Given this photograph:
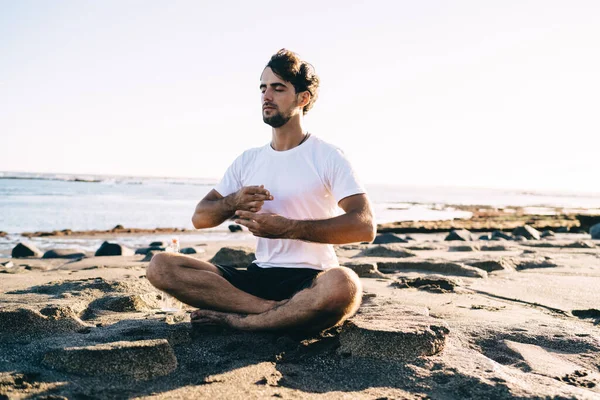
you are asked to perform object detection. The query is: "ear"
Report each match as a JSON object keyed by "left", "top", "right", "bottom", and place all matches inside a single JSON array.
[{"left": 297, "top": 91, "right": 311, "bottom": 108}]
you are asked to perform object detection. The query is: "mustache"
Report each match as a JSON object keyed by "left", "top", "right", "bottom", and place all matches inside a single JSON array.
[{"left": 263, "top": 103, "right": 277, "bottom": 109}]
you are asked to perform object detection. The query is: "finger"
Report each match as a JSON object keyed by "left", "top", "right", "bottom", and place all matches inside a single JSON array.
[
  {"left": 244, "top": 186, "right": 269, "bottom": 195},
  {"left": 235, "top": 210, "right": 256, "bottom": 219},
  {"left": 248, "top": 201, "right": 264, "bottom": 208},
  {"left": 235, "top": 219, "right": 258, "bottom": 230}
]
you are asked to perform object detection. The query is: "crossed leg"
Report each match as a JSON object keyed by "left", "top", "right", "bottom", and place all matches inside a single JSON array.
[
  {"left": 146, "top": 252, "right": 281, "bottom": 314},
  {"left": 146, "top": 253, "right": 362, "bottom": 332}
]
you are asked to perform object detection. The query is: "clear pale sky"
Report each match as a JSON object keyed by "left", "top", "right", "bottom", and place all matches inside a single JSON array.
[{"left": 1, "top": 1, "right": 599, "bottom": 192}]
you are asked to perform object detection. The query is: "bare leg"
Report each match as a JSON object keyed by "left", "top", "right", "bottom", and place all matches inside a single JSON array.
[
  {"left": 191, "top": 267, "right": 362, "bottom": 333},
  {"left": 146, "top": 252, "right": 279, "bottom": 314}
]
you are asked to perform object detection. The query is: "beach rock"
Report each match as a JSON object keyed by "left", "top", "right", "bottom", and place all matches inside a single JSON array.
[
  {"left": 1, "top": 261, "right": 14, "bottom": 269},
  {"left": 42, "top": 249, "right": 86, "bottom": 259},
  {"left": 466, "top": 258, "right": 516, "bottom": 272},
  {"left": 142, "top": 250, "right": 161, "bottom": 262},
  {"left": 405, "top": 244, "right": 443, "bottom": 251},
  {"left": 210, "top": 246, "right": 256, "bottom": 268},
  {"left": 112, "top": 224, "right": 125, "bottom": 230},
  {"left": 43, "top": 339, "right": 177, "bottom": 380},
  {"left": 444, "top": 229, "right": 473, "bottom": 241},
  {"left": 392, "top": 275, "right": 462, "bottom": 293},
  {"left": 514, "top": 235, "right": 528, "bottom": 242},
  {"left": 448, "top": 244, "right": 480, "bottom": 252},
  {"left": 149, "top": 241, "right": 164, "bottom": 247},
  {"left": 491, "top": 230, "right": 513, "bottom": 241},
  {"left": 563, "top": 241, "right": 596, "bottom": 249},
  {"left": 11, "top": 242, "right": 43, "bottom": 258},
  {"left": 377, "top": 260, "right": 487, "bottom": 278},
  {"left": 180, "top": 247, "right": 205, "bottom": 254},
  {"left": 478, "top": 234, "right": 491, "bottom": 241},
  {"left": 556, "top": 226, "right": 570, "bottom": 233},
  {"left": 541, "top": 230, "right": 555, "bottom": 238},
  {"left": 95, "top": 241, "right": 135, "bottom": 257},
  {"left": 338, "top": 304, "right": 449, "bottom": 360},
  {"left": 373, "top": 233, "right": 408, "bottom": 244},
  {"left": 569, "top": 227, "right": 586, "bottom": 234},
  {"left": 405, "top": 235, "right": 416, "bottom": 241},
  {"left": 0, "top": 305, "right": 91, "bottom": 342},
  {"left": 590, "top": 223, "right": 600, "bottom": 239},
  {"left": 343, "top": 262, "right": 386, "bottom": 278},
  {"left": 228, "top": 224, "right": 243, "bottom": 232},
  {"left": 512, "top": 225, "right": 541, "bottom": 240},
  {"left": 135, "top": 246, "right": 165, "bottom": 255},
  {"left": 480, "top": 244, "right": 513, "bottom": 251},
  {"left": 355, "top": 244, "right": 416, "bottom": 258}
]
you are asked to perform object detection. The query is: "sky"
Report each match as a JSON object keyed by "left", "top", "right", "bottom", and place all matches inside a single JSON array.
[{"left": 1, "top": 1, "right": 599, "bottom": 193}]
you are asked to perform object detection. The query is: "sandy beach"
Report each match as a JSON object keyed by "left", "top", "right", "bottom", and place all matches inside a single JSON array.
[{"left": 1, "top": 221, "right": 600, "bottom": 399}]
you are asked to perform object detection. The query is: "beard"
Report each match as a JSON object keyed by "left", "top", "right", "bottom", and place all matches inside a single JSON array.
[{"left": 263, "top": 101, "right": 297, "bottom": 128}]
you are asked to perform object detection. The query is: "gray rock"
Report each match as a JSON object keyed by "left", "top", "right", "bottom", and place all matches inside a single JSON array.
[
  {"left": 42, "top": 249, "right": 86, "bottom": 259},
  {"left": 563, "top": 241, "right": 596, "bottom": 249},
  {"left": 448, "top": 245, "right": 480, "bottom": 252},
  {"left": 338, "top": 304, "right": 449, "bottom": 360},
  {"left": 373, "top": 233, "right": 408, "bottom": 244},
  {"left": 228, "top": 224, "right": 243, "bottom": 232},
  {"left": 149, "top": 241, "right": 164, "bottom": 247},
  {"left": 540, "top": 230, "right": 555, "bottom": 238},
  {"left": 591, "top": 223, "right": 600, "bottom": 239},
  {"left": 491, "top": 230, "right": 513, "bottom": 241},
  {"left": 11, "top": 242, "right": 43, "bottom": 258},
  {"left": 355, "top": 244, "right": 416, "bottom": 258},
  {"left": 210, "top": 246, "right": 256, "bottom": 268},
  {"left": 43, "top": 339, "right": 177, "bottom": 380},
  {"left": 514, "top": 235, "right": 528, "bottom": 242},
  {"left": 343, "top": 262, "right": 386, "bottom": 278},
  {"left": 142, "top": 250, "right": 161, "bottom": 262},
  {"left": 180, "top": 247, "right": 201, "bottom": 254},
  {"left": 95, "top": 241, "right": 135, "bottom": 257},
  {"left": 478, "top": 234, "right": 491, "bottom": 241},
  {"left": 466, "top": 258, "right": 516, "bottom": 272},
  {"left": 556, "top": 227, "right": 569, "bottom": 233},
  {"left": 135, "top": 246, "right": 165, "bottom": 255},
  {"left": 480, "top": 244, "right": 513, "bottom": 251},
  {"left": 512, "top": 225, "right": 541, "bottom": 240},
  {"left": 377, "top": 260, "right": 487, "bottom": 278},
  {"left": 444, "top": 229, "right": 473, "bottom": 241}
]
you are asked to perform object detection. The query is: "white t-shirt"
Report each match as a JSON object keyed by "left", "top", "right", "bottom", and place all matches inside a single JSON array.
[{"left": 214, "top": 135, "right": 366, "bottom": 271}]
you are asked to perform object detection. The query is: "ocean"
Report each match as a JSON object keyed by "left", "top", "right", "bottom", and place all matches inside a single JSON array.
[{"left": 2, "top": 171, "right": 600, "bottom": 257}]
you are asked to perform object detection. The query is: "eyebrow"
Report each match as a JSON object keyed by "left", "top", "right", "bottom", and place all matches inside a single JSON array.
[{"left": 259, "top": 82, "right": 288, "bottom": 90}]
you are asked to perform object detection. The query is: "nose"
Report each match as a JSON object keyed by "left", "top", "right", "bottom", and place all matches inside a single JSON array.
[{"left": 262, "top": 88, "right": 274, "bottom": 103}]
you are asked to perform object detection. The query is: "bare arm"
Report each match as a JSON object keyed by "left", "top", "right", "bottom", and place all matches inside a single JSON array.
[
  {"left": 234, "top": 193, "right": 376, "bottom": 244},
  {"left": 192, "top": 187, "right": 273, "bottom": 229}
]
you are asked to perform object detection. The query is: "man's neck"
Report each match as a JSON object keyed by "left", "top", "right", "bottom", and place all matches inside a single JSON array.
[{"left": 271, "top": 116, "right": 307, "bottom": 151}]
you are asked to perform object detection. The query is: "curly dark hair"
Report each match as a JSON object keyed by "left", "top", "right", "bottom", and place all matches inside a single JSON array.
[{"left": 265, "top": 49, "right": 320, "bottom": 115}]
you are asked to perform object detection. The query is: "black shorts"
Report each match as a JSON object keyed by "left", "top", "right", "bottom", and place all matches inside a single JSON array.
[{"left": 214, "top": 264, "right": 321, "bottom": 301}]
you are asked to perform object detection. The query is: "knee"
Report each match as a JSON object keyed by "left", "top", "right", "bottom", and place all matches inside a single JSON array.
[
  {"left": 146, "top": 252, "right": 172, "bottom": 291},
  {"left": 316, "top": 267, "right": 362, "bottom": 315}
]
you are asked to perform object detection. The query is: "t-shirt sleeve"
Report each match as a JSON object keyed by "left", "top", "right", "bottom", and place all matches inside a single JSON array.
[
  {"left": 325, "top": 148, "right": 366, "bottom": 203},
  {"left": 214, "top": 154, "right": 243, "bottom": 197}
]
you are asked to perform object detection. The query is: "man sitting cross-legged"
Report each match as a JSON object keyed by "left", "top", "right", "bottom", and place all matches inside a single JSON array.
[{"left": 147, "top": 49, "right": 376, "bottom": 333}]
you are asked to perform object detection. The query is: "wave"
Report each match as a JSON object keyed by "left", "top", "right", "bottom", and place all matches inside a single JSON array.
[{"left": 0, "top": 171, "right": 218, "bottom": 187}]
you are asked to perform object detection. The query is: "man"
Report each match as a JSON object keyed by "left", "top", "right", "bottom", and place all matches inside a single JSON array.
[{"left": 147, "top": 49, "right": 376, "bottom": 333}]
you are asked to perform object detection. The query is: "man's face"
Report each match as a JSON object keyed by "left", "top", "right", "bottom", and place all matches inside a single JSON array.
[{"left": 260, "top": 67, "right": 301, "bottom": 128}]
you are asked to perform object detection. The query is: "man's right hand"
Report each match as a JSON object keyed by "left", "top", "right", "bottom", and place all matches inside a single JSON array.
[{"left": 226, "top": 185, "right": 273, "bottom": 213}]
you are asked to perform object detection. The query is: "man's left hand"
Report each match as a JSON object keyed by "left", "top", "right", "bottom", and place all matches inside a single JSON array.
[{"left": 234, "top": 210, "right": 292, "bottom": 239}]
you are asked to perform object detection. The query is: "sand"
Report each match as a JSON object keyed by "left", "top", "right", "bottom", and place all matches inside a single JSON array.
[{"left": 1, "top": 233, "right": 600, "bottom": 399}]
